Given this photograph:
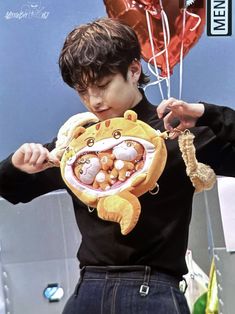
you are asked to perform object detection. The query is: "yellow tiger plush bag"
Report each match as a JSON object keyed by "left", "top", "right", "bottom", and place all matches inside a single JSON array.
[
  {"left": 50, "top": 110, "right": 216, "bottom": 235},
  {"left": 51, "top": 110, "right": 167, "bottom": 235}
]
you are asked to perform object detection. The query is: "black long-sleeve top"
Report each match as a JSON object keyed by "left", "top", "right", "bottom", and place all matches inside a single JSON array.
[{"left": 0, "top": 93, "right": 235, "bottom": 278}]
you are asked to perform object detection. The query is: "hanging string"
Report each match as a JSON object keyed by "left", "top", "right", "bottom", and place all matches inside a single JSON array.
[
  {"left": 158, "top": 0, "right": 171, "bottom": 99},
  {"left": 179, "top": 7, "right": 202, "bottom": 99},
  {"left": 145, "top": 39, "right": 169, "bottom": 90},
  {"left": 144, "top": 9, "right": 164, "bottom": 100},
  {"left": 161, "top": 8, "right": 171, "bottom": 99},
  {"left": 144, "top": 7, "right": 171, "bottom": 100},
  {"left": 186, "top": 10, "right": 202, "bottom": 31},
  {"left": 179, "top": 7, "right": 187, "bottom": 100},
  {"left": 145, "top": 2, "right": 201, "bottom": 101}
]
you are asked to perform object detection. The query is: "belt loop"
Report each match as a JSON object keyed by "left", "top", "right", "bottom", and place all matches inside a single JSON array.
[
  {"left": 75, "top": 266, "right": 86, "bottom": 297},
  {"left": 139, "top": 266, "right": 151, "bottom": 297}
]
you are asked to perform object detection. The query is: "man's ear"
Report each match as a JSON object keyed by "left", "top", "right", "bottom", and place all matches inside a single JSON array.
[{"left": 128, "top": 60, "right": 141, "bottom": 84}]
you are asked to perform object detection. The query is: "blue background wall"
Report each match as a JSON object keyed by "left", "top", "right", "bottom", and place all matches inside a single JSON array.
[{"left": 0, "top": 0, "right": 234, "bottom": 160}]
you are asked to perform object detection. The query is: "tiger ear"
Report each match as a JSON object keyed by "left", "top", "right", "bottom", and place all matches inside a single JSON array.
[
  {"left": 124, "top": 110, "right": 137, "bottom": 122},
  {"left": 72, "top": 126, "right": 86, "bottom": 139}
]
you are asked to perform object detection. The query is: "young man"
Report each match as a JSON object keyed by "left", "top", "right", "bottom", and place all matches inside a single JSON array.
[{"left": 0, "top": 17, "right": 235, "bottom": 314}]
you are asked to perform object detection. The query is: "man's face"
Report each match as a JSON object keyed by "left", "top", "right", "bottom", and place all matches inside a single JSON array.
[{"left": 77, "top": 63, "right": 142, "bottom": 121}]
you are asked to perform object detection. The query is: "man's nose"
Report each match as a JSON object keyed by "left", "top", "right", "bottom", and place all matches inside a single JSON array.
[
  {"left": 89, "top": 94, "right": 102, "bottom": 108},
  {"left": 87, "top": 88, "right": 102, "bottom": 108}
]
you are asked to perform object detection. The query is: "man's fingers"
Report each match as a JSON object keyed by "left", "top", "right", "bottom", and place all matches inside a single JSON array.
[
  {"left": 157, "top": 97, "right": 182, "bottom": 119},
  {"left": 26, "top": 144, "right": 40, "bottom": 165},
  {"left": 46, "top": 154, "right": 61, "bottom": 167},
  {"left": 21, "top": 143, "right": 49, "bottom": 165},
  {"left": 162, "top": 111, "right": 175, "bottom": 131},
  {"left": 20, "top": 143, "right": 32, "bottom": 163},
  {"left": 36, "top": 146, "right": 50, "bottom": 165},
  {"left": 157, "top": 99, "right": 170, "bottom": 118}
]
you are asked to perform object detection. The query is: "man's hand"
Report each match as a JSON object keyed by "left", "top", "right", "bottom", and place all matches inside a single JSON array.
[
  {"left": 156, "top": 98, "right": 205, "bottom": 138},
  {"left": 12, "top": 143, "right": 59, "bottom": 174}
]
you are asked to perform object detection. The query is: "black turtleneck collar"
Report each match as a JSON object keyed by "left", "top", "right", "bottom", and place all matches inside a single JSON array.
[{"left": 131, "top": 89, "right": 157, "bottom": 122}]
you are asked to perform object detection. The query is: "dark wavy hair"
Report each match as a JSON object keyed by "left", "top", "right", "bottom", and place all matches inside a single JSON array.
[{"left": 59, "top": 17, "right": 149, "bottom": 91}]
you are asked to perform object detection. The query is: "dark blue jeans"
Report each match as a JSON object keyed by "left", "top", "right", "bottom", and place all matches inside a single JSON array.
[{"left": 62, "top": 266, "right": 190, "bottom": 314}]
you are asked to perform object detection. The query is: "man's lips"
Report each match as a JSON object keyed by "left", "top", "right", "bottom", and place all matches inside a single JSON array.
[{"left": 94, "top": 108, "right": 110, "bottom": 114}]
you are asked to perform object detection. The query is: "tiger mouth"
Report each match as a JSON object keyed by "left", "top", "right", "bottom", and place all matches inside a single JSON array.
[{"left": 63, "top": 136, "right": 156, "bottom": 197}]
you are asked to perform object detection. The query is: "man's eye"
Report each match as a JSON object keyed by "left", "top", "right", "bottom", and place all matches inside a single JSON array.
[{"left": 97, "top": 81, "right": 110, "bottom": 89}]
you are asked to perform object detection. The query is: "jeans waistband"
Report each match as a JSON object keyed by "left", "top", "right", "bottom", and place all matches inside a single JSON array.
[{"left": 80, "top": 265, "right": 180, "bottom": 290}]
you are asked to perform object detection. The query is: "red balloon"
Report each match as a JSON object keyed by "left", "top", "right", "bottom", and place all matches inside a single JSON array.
[{"left": 104, "top": 0, "right": 206, "bottom": 76}]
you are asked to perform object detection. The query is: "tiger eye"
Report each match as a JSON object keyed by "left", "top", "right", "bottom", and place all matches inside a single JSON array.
[
  {"left": 113, "top": 130, "right": 121, "bottom": 139},
  {"left": 87, "top": 138, "right": 95, "bottom": 147}
]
